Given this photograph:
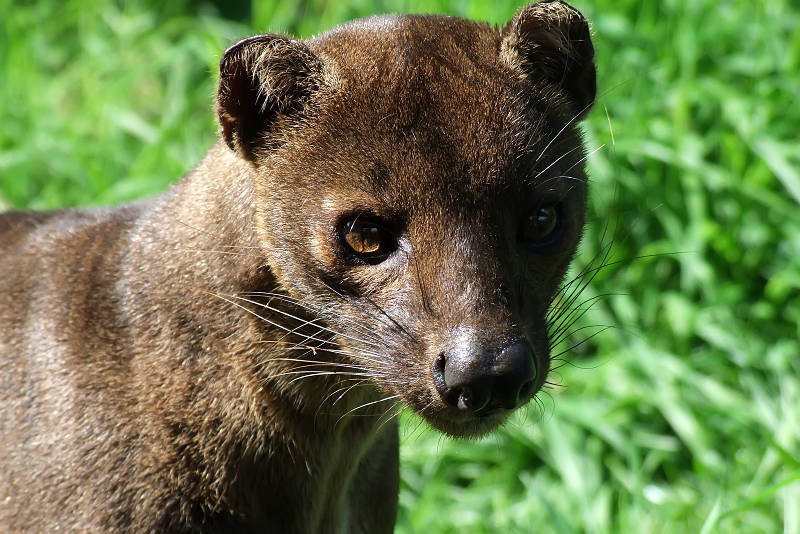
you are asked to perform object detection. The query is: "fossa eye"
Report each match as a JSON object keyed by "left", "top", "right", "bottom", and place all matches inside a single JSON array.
[
  {"left": 519, "top": 204, "right": 563, "bottom": 246},
  {"left": 340, "top": 218, "right": 396, "bottom": 262}
]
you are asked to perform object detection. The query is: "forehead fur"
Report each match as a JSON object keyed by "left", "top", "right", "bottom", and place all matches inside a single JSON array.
[
  {"left": 310, "top": 15, "right": 520, "bottom": 141},
  {"left": 264, "top": 14, "right": 583, "bottom": 215}
]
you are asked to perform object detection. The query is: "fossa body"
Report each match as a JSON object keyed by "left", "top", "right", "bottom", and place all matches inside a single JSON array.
[{"left": 0, "top": 1, "right": 596, "bottom": 532}]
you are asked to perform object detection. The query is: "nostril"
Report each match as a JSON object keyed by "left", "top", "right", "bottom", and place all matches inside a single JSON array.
[
  {"left": 491, "top": 341, "right": 536, "bottom": 410},
  {"left": 435, "top": 352, "right": 446, "bottom": 372},
  {"left": 436, "top": 345, "right": 494, "bottom": 412},
  {"left": 456, "top": 388, "right": 472, "bottom": 412},
  {"left": 454, "top": 383, "right": 491, "bottom": 412},
  {"left": 432, "top": 352, "right": 448, "bottom": 396}
]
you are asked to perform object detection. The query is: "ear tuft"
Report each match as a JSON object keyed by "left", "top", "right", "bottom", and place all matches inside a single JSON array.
[
  {"left": 216, "top": 35, "right": 323, "bottom": 161},
  {"left": 502, "top": 1, "right": 596, "bottom": 119}
]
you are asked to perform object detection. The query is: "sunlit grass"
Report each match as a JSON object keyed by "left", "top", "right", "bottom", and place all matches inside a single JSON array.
[{"left": 2, "top": 0, "right": 798, "bottom": 532}]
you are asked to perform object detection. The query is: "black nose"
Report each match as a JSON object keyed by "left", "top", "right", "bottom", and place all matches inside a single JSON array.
[{"left": 433, "top": 340, "right": 537, "bottom": 412}]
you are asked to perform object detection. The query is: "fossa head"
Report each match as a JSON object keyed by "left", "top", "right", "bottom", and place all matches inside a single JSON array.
[{"left": 216, "top": 1, "right": 596, "bottom": 437}]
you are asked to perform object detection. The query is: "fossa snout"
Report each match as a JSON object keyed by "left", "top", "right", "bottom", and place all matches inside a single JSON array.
[{"left": 433, "top": 331, "right": 542, "bottom": 414}]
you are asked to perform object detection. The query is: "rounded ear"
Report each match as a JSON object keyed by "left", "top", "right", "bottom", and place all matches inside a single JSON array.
[
  {"left": 216, "top": 35, "right": 324, "bottom": 161},
  {"left": 501, "top": 0, "right": 596, "bottom": 119}
]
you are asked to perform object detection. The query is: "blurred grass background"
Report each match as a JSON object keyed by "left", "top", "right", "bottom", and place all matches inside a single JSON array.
[{"left": 2, "top": 0, "right": 799, "bottom": 532}]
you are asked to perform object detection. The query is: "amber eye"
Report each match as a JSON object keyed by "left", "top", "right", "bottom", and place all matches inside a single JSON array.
[
  {"left": 340, "top": 218, "right": 395, "bottom": 262},
  {"left": 519, "top": 204, "right": 562, "bottom": 246}
]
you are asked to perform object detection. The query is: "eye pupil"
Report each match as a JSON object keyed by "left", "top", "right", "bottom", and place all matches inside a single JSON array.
[
  {"left": 537, "top": 208, "right": 549, "bottom": 223},
  {"left": 340, "top": 218, "right": 395, "bottom": 262},
  {"left": 536, "top": 206, "right": 556, "bottom": 232},
  {"left": 520, "top": 204, "right": 561, "bottom": 245},
  {"left": 345, "top": 227, "right": 381, "bottom": 254}
]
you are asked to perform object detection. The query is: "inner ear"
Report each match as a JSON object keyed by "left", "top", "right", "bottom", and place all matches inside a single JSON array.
[
  {"left": 216, "top": 34, "right": 324, "bottom": 161},
  {"left": 502, "top": 1, "right": 596, "bottom": 119}
]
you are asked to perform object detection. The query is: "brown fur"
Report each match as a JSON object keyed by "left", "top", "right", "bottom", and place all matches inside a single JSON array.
[{"left": 0, "top": 2, "right": 595, "bottom": 532}]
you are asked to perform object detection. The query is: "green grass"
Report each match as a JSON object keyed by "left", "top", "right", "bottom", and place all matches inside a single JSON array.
[{"left": 2, "top": 0, "right": 799, "bottom": 532}]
